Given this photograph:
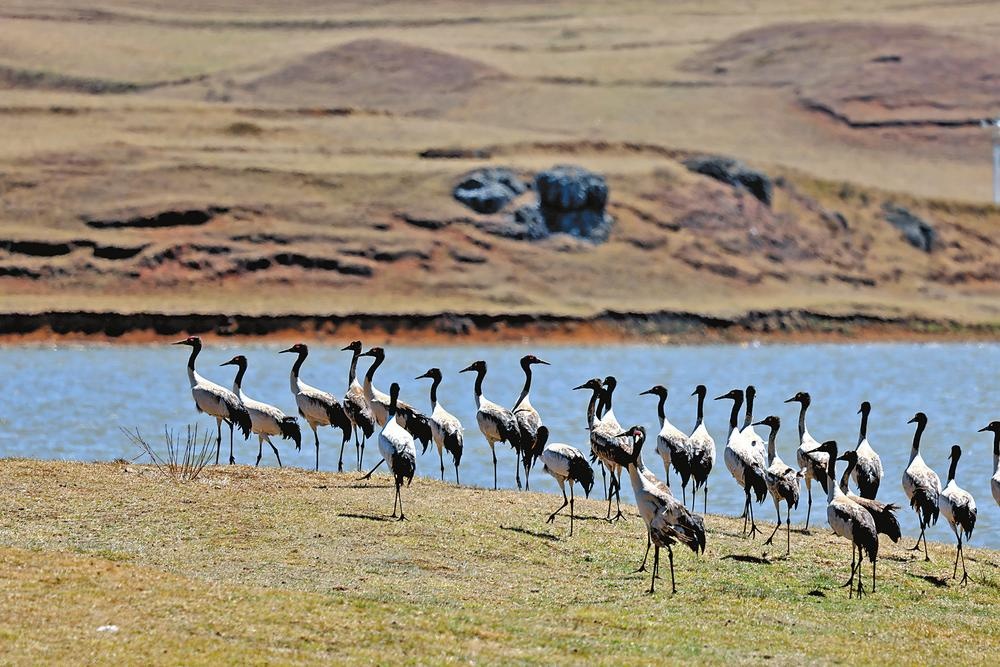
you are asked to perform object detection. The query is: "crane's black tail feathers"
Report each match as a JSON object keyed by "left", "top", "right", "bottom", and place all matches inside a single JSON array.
[
  {"left": 873, "top": 502, "right": 901, "bottom": 542},
  {"left": 279, "top": 416, "right": 302, "bottom": 450},
  {"left": 569, "top": 455, "right": 595, "bottom": 497},
  {"left": 391, "top": 449, "right": 416, "bottom": 488},
  {"left": 745, "top": 461, "right": 768, "bottom": 504},
  {"left": 324, "top": 400, "right": 353, "bottom": 445},
  {"left": 443, "top": 429, "right": 463, "bottom": 467},
  {"left": 228, "top": 402, "right": 252, "bottom": 439},
  {"left": 953, "top": 502, "right": 977, "bottom": 541},
  {"left": 400, "top": 409, "right": 433, "bottom": 452},
  {"left": 910, "top": 487, "right": 940, "bottom": 527}
]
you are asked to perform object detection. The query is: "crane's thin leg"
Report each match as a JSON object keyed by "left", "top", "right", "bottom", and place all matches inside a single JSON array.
[
  {"left": 923, "top": 528, "right": 930, "bottom": 562},
  {"left": 804, "top": 479, "right": 812, "bottom": 531},
  {"left": 958, "top": 538, "right": 971, "bottom": 585},
  {"left": 514, "top": 448, "right": 522, "bottom": 490},
  {"left": 491, "top": 443, "right": 498, "bottom": 490},
  {"left": 841, "top": 544, "right": 857, "bottom": 588},
  {"left": 228, "top": 422, "right": 236, "bottom": 465},
  {"left": 397, "top": 483, "right": 406, "bottom": 521},
  {"left": 547, "top": 484, "right": 569, "bottom": 525},
  {"left": 359, "top": 436, "right": 365, "bottom": 471},
  {"left": 953, "top": 537, "right": 961, "bottom": 579},
  {"left": 704, "top": 483, "right": 708, "bottom": 514},
  {"left": 786, "top": 512, "right": 792, "bottom": 556},
  {"left": 270, "top": 441, "right": 282, "bottom": 468},
  {"left": 454, "top": 463, "right": 460, "bottom": 486},
  {"left": 525, "top": 461, "right": 531, "bottom": 491},
  {"left": 439, "top": 447, "right": 445, "bottom": 481},
  {"left": 600, "top": 462, "right": 607, "bottom": 500},
  {"left": 872, "top": 556, "right": 876, "bottom": 593},
  {"left": 359, "top": 458, "right": 385, "bottom": 480},
  {"left": 667, "top": 544, "right": 677, "bottom": 594},
  {"left": 569, "top": 483, "right": 575, "bottom": 537},
  {"left": 635, "top": 532, "right": 651, "bottom": 573},
  {"left": 391, "top": 483, "right": 399, "bottom": 518},
  {"left": 612, "top": 469, "right": 626, "bottom": 522},
  {"left": 649, "top": 546, "right": 659, "bottom": 594},
  {"left": 681, "top": 484, "right": 687, "bottom": 508},
  {"left": 747, "top": 496, "right": 761, "bottom": 539},
  {"left": 856, "top": 554, "right": 865, "bottom": 599},
  {"left": 314, "top": 435, "right": 320, "bottom": 472},
  {"left": 741, "top": 490, "right": 751, "bottom": 536},
  {"left": 337, "top": 435, "right": 346, "bottom": 473},
  {"left": 765, "top": 501, "right": 782, "bottom": 546},
  {"left": 256, "top": 435, "right": 264, "bottom": 467},
  {"left": 214, "top": 419, "right": 222, "bottom": 465}
]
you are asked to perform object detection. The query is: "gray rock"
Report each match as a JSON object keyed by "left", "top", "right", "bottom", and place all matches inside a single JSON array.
[
  {"left": 453, "top": 168, "right": 526, "bottom": 214},
  {"left": 883, "top": 204, "right": 936, "bottom": 252},
  {"left": 512, "top": 204, "right": 550, "bottom": 240},
  {"left": 533, "top": 165, "right": 613, "bottom": 242},
  {"left": 683, "top": 155, "right": 773, "bottom": 206}
]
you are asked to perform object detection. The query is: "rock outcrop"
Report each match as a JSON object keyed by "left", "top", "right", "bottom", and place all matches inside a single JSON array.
[{"left": 683, "top": 155, "right": 773, "bottom": 206}]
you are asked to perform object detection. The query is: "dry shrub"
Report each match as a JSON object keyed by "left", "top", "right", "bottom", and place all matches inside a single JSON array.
[{"left": 122, "top": 425, "right": 215, "bottom": 482}]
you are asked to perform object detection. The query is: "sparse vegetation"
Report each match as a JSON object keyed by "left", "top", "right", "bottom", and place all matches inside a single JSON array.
[
  {"left": 122, "top": 425, "right": 216, "bottom": 482},
  {"left": 0, "top": 459, "right": 997, "bottom": 663}
]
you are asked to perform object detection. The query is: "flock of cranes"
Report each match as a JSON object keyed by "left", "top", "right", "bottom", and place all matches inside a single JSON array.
[{"left": 174, "top": 336, "right": 998, "bottom": 596}]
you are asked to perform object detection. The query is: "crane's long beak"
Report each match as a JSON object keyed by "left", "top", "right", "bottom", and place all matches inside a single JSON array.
[
  {"left": 752, "top": 419, "right": 766, "bottom": 427},
  {"left": 172, "top": 340, "right": 188, "bottom": 345},
  {"left": 537, "top": 359, "right": 550, "bottom": 366},
  {"left": 415, "top": 371, "right": 432, "bottom": 380},
  {"left": 360, "top": 349, "right": 376, "bottom": 357},
  {"left": 783, "top": 396, "right": 796, "bottom": 403},
  {"left": 278, "top": 346, "right": 295, "bottom": 354},
  {"left": 459, "top": 363, "right": 477, "bottom": 373},
  {"left": 713, "top": 394, "right": 729, "bottom": 401},
  {"left": 907, "top": 416, "right": 918, "bottom": 424},
  {"left": 978, "top": 425, "right": 990, "bottom": 432},
  {"left": 572, "top": 382, "right": 590, "bottom": 390},
  {"left": 639, "top": 388, "right": 655, "bottom": 396},
  {"left": 220, "top": 358, "right": 238, "bottom": 366}
]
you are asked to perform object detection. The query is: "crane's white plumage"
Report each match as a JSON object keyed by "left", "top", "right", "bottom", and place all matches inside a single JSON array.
[
  {"left": 785, "top": 392, "right": 828, "bottom": 530},
  {"left": 939, "top": 445, "right": 977, "bottom": 584},
  {"left": 461, "top": 360, "right": 520, "bottom": 490},
  {"left": 378, "top": 383, "right": 416, "bottom": 521},
  {"left": 280, "top": 343, "right": 351, "bottom": 471},
  {"left": 851, "top": 402, "right": 883, "bottom": 500},
  {"left": 416, "top": 367, "right": 464, "bottom": 484},
  {"left": 222, "top": 355, "right": 301, "bottom": 467},
  {"left": 539, "top": 427, "right": 594, "bottom": 536},
  {"left": 902, "top": 412, "right": 941, "bottom": 561}
]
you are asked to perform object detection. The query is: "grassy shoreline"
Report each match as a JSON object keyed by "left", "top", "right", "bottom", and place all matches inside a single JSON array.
[{"left": 1, "top": 459, "right": 997, "bottom": 664}]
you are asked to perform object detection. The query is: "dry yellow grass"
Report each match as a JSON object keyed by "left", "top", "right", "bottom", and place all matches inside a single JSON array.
[{"left": 1, "top": 459, "right": 998, "bottom": 664}]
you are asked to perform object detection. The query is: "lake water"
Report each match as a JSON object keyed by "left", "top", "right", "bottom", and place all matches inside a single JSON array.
[{"left": 1, "top": 342, "right": 998, "bottom": 548}]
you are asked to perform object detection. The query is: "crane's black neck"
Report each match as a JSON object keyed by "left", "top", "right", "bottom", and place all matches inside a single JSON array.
[
  {"left": 742, "top": 391, "right": 755, "bottom": 430},
  {"left": 514, "top": 362, "right": 533, "bottom": 409},
  {"left": 365, "top": 353, "right": 384, "bottom": 384},
  {"left": 291, "top": 349, "right": 307, "bottom": 378},
  {"left": 348, "top": 349, "right": 360, "bottom": 384},
  {"left": 910, "top": 419, "right": 926, "bottom": 456},
  {"left": 992, "top": 430, "right": 1000, "bottom": 459},
  {"left": 428, "top": 374, "right": 441, "bottom": 405},
  {"left": 232, "top": 359, "right": 247, "bottom": 389},
  {"left": 600, "top": 384, "right": 615, "bottom": 418},
  {"left": 586, "top": 388, "right": 601, "bottom": 428},
  {"left": 388, "top": 391, "right": 398, "bottom": 419},
  {"left": 765, "top": 424, "right": 779, "bottom": 462},
  {"left": 947, "top": 450, "right": 960, "bottom": 483},
  {"left": 796, "top": 400, "right": 810, "bottom": 441},
  {"left": 187, "top": 341, "right": 202, "bottom": 371},
  {"left": 857, "top": 405, "right": 869, "bottom": 447},
  {"left": 694, "top": 390, "right": 705, "bottom": 428},
  {"left": 472, "top": 367, "right": 485, "bottom": 399},
  {"left": 655, "top": 392, "right": 666, "bottom": 424},
  {"left": 825, "top": 447, "right": 837, "bottom": 484},
  {"left": 838, "top": 456, "right": 854, "bottom": 493},
  {"left": 728, "top": 395, "right": 744, "bottom": 433}
]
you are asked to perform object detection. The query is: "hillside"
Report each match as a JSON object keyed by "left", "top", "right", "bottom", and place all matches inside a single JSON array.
[
  {"left": 2, "top": 0, "right": 1000, "bottom": 339},
  {"left": 1, "top": 459, "right": 997, "bottom": 663}
]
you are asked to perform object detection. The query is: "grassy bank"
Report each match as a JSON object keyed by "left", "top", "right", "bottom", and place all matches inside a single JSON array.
[{"left": 0, "top": 459, "right": 997, "bottom": 664}]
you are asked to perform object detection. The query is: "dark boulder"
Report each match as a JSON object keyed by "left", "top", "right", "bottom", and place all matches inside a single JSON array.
[
  {"left": 511, "top": 204, "right": 550, "bottom": 240},
  {"left": 883, "top": 204, "right": 936, "bottom": 252},
  {"left": 533, "top": 165, "right": 614, "bottom": 242},
  {"left": 453, "top": 167, "right": 526, "bottom": 214},
  {"left": 683, "top": 155, "right": 774, "bottom": 206}
]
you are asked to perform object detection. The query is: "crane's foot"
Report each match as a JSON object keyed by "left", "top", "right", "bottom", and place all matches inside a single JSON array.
[
  {"left": 747, "top": 522, "right": 762, "bottom": 540},
  {"left": 229, "top": 456, "right": 236, "bottom": 465},
  {"left": 398, "top": 513, "right": 407, "bottom": 522},
  {"left": 546, "top": 513, "right": 557, "bottom": 524}
]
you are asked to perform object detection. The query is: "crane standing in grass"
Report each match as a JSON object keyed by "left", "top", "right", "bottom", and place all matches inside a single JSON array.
[
  {"left": 977, "top": 421, "right": 1000, "bottom": 507},
  {"left": 716, "top": 388, "right": 767, "bottom": 538},
  {"left": 618, "top": 425, "right": 706, "bottom": 594},
  {"left": 686, "top": 385, "right": 716, "bottom": 513},
  {"left": 640, "top": 384, "right": 693, "bottom": 506},
  {"left": 785, "top": 391, "right": 828, "bottom": 531},
  {"left": 539, "top": 425, "right": 595, "bottom": 536},
  {"left": 341, "top": 341, "right": 376, "bottom": 470},
  {"left": 512, "top": 354, "right": 550, "bottom": 491},
  {"left": 221, "top": 354, "right": 301, "bottom": 467},
  {"left": 754, "top": 416, "right": 801, "bottom": 555},
  {"left": 379, "top": 383, "right": 416, "bottom": 521},
  {"left": 902, "top": 412, "right": 941, "bottom": 561},
  {"left": 174, "top": 336, "right": 252, "bottom": 465},
  {"left": 852, "top": 401, "right": 883, "bottom": 499},
  {"left": 415, "top": 367, "right": 464, "bottom": 484},
  {"left": 939, "top": 445, "right": 977, "bottom": 584},
  {"left": 460, "top": 360, "right": 521, "bottom": 490},
  {"left": 279, "top": 343, "right": 352, "bottom": 471}
]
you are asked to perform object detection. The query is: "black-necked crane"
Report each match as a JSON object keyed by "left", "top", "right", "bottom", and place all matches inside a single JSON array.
[
  {"left": 415, "top": 367, "right": 464, "bottom": 484},
  {"left": 513, "top": 354, "right": 549, "bottom": 491},
  {"left": 174, "top": 336, "right": 251, "bottom": 465},
  {"left": 686, "top": 384, "right": 716, "bottom": 513},
  {"left": 977, "top": 421, "right": 1000, "bottom": 507},
  {"left": 539, "top": 425, "right": 595, "bottom": 536},
  {"left": 753, "top": 415, "right": 801, "bottom": 555},
  {"left": 575, "top": 377, "right": 610, "bottom": 500},
  {"left": 784, "top": 391, "right": 829, "bottom": 530},
  {"left": 221, "top": 354, "right": 301, "bottom": 467},
  {"left": 618, "top": 425, "right": 706, "bottom": 594},
  {"left": 835, "top": 450, "right": 901, "bottom": 546},
  {"left": 341, "top": 340, "right": 376, "bottom": 470},
  {"left": 741, "top": 385, "right": 767, "bottom": 469},
  {"left": 460, "top": 360, "right": 521, "bottom": 490},
  {"left": 379, "top": 383, "right": 416, "bottom": 521},
  {"left": 939, "top": 445, "right": 977, "bottom": 584},
  {"left": 816, "top": 441, "right": 879, "bottom": 599},
  {"left": 852, "top": 401, "right": 883, "bottom": 500},
  {"left": 640, "top": 385, "right": 693, "bottom": 506},
  {"left": 902, "top": 412, "right": 941, "bottom": 561},
  {"left": 591, "top": 376, "right": 634, "bottom": 522},
  {"left": 716, "top": 388, "right": 767, "bottom": 538},
  {"left": 359, "top": 347, "right": 432, "bottom": 452},
  {"left": 279, "top": 343, "right": 352, "bottom": 471}
]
